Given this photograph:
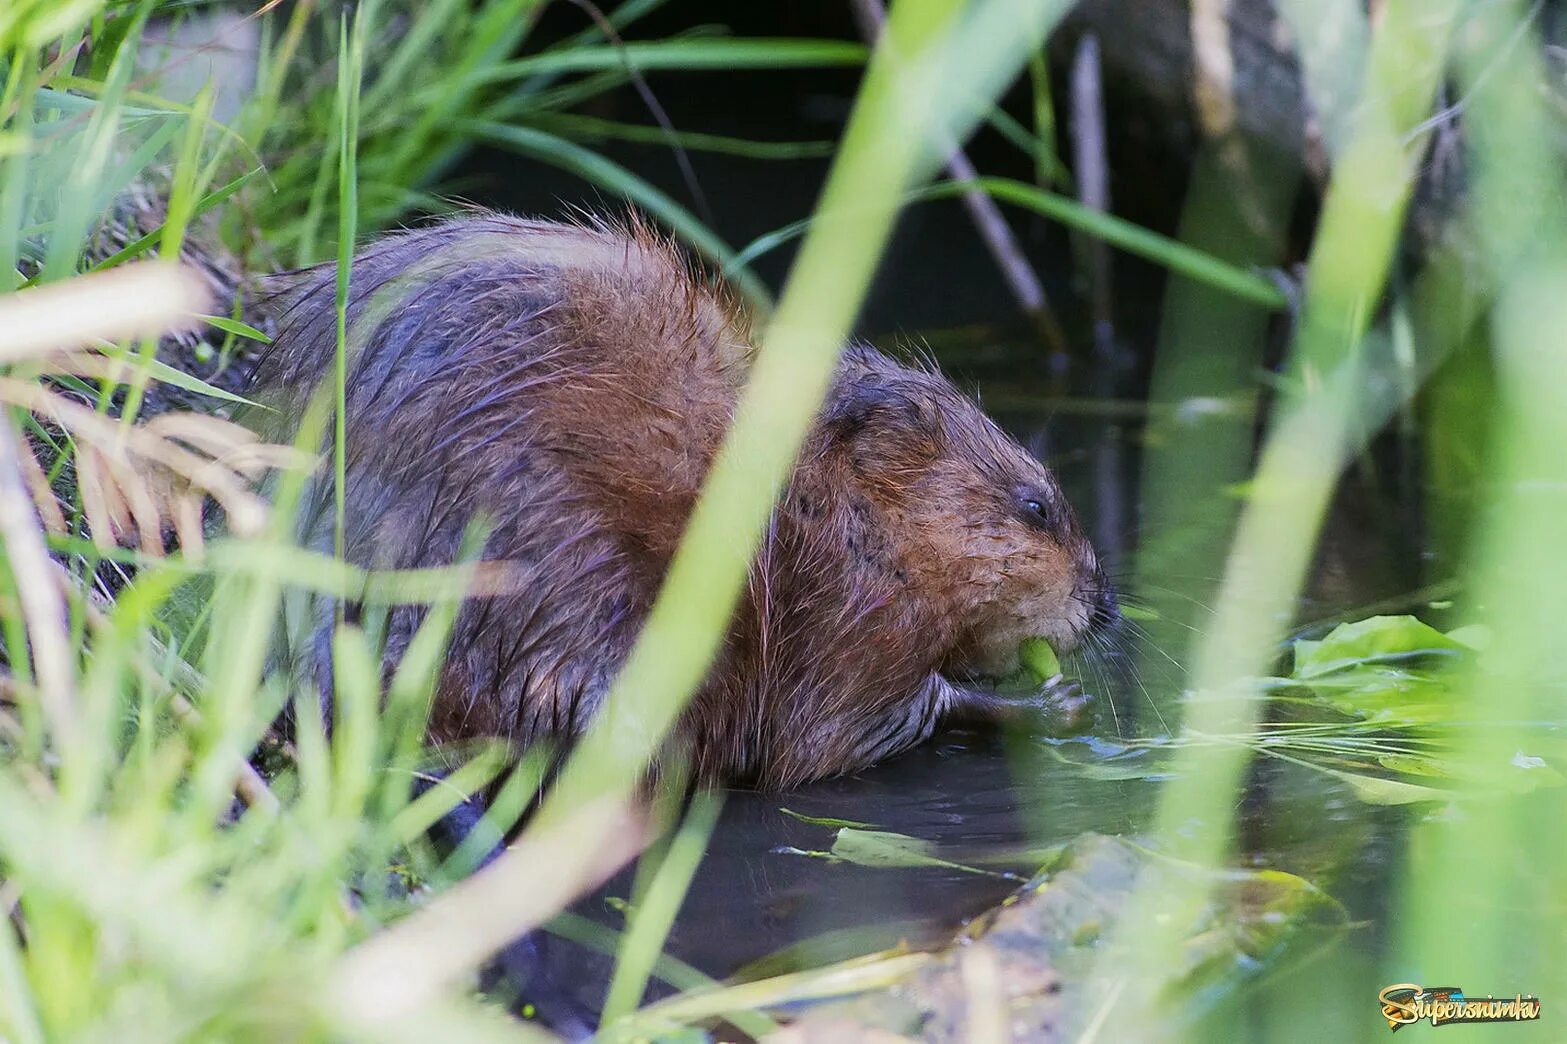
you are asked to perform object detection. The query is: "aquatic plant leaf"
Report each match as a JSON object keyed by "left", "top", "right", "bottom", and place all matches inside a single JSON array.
[
  {"left": 993, "top": 636, "right": 1068, "bottom": 695},
  {"left": 1288, "top": 665, "right": 1459, "bottom": 724},
  {"left": 779, "top": 827, "right": 1003, "bottom": 877},
  {"left": 828, "top": 828, "right": 1002, "bottom": 878},
  {"left": 1325, "top": 768, "right": 1455, "bottom": 805},
  {"left": 1291, "top": 614, "right": 1473, "bottom": 678},
  {"left": 1377, "top": 752, "right": 1566, "bottom": 794}
]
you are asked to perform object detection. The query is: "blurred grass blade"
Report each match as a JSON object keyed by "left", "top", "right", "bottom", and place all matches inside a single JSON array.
[
  {"left": 601, "top": 790, "right": 724, "bottom": 1028},
  {"left": 0, "top": 263, "right": 208, "bottom": 361},
  {"left": 333, "top": 7, "right": 366, "bottom": 564},
  {"left": 0, "top": 416, "right": 79, "bottom": 752},
  {"left": 327, "top": 798, "right": 647, "bottom": 1026},
  {"left": 627, "top": 951, "right": 934, "bottom": 1034},
  {"left": 1275, "top": 0, "right": 1369, "bottom": 157}
]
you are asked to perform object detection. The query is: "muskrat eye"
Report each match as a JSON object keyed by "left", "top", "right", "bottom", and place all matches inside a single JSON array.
[{"left": 1017, "top": 488, "right": 1058, "bottom": 530}]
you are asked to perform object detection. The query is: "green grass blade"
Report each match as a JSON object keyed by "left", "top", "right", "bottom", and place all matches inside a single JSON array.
[
  {"left": 0, "top": 81, "right": 35, "bottom": 289},
  {"left": 118, "top": 81, "right": 214, "bottom": 427},
  {"left": 1026, "top": 44, "right": 1062, "bottom": 186},
  {"left": 460, "top": 38, "right": 868, "bottom": 93},
  {"left": 381, "top": 0, "right": 541, "bottom": 186},
  {"left": 361, "top": 0, "right": 471, "bottom": 115},
  {"left": 333, "top": 8, "right": 365, "bottom": 565},
  {"left": 94, "top": 343, "right": 263, "bottom": 408},
  {"left": 600, "top": 790, "right": 724, "bottom": 1028},
  {"left": 1398, "top": 0, "right": 1567, "bottom": 1004}
]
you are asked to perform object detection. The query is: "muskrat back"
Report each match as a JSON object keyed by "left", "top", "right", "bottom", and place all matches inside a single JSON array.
[{"left": 255, "top": 213, "right": 1115, "bottom": 787}]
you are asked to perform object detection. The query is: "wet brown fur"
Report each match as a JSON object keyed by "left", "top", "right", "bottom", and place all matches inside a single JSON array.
[{"left": 253, "top": 212, "right": 1109, "bottom": 788}]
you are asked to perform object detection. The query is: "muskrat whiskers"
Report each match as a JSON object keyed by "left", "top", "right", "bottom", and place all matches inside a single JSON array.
[
  {"left": 1117, "top": 615, "right": 1189, "bottom": 677},
  {"left": 1078, "top": 628, "right": 1124, "bottom": 739},
  {"left": 1075, "top": 615, "right": 1177, "bottom": 738}
]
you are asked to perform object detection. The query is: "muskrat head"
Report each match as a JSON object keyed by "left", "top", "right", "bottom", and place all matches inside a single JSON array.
[{"left": 821, "top": 346, "right": 1117, "bottom": 684}]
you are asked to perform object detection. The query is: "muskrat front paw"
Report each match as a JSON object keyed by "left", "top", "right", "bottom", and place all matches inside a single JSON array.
[
  {"left": 1031, "top": 675, "right": 1094, "bottom": 736},
  {"left": 943, "top": 670, "right": 1096, "bottom": 736}
]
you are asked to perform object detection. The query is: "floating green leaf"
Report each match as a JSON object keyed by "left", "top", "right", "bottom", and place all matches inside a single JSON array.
[
  {"left": 781, "top": 826, "right": 1005, "bottom": 878},
  {"left": 1291, "top": 614, "right": 1473, "bottom": 678}
]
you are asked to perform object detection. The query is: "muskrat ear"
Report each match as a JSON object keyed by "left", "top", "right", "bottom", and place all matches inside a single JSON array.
[
  {"left": 820, "top": 380, "right": 885, "bottom": 439},
  {"left": 821, "top": 379, "right": 943, "bottom": 480},
  {"left": 822, "top": 380, "right": 939, "bottom": 441}
]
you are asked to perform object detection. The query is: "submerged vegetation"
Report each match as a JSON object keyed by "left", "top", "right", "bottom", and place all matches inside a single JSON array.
[{"left": 2, "top": 0, "right": 1566, "bottom": 1040}]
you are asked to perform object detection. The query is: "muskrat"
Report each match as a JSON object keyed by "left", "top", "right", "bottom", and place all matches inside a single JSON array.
[{"left": 254, "top": 213, "right": 1116, "bottom": 788}]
